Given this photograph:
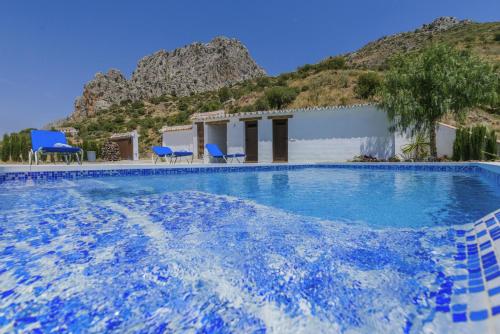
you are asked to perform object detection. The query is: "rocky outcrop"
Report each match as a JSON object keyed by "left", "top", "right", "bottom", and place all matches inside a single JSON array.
[
  {"left": 74, "top": 69, "right": 137, "bottom": 118},
  {"left": 345, "top": 17, "right": 472, "bottom": 69},
  {"left": 72, "top": 37, "right": 265, "bottom": 119}
]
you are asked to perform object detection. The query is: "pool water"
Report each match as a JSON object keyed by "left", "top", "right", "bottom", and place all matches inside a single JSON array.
[{"left": 0, "top": 167, "right": 499, "bottom": 333}]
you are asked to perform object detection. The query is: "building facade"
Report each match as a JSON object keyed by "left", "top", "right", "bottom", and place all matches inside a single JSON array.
[{"left": 161, "top": 105, "right": 456, "bottom": 163}]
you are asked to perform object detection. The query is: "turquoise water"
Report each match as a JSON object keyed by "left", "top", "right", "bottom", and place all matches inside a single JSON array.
[
  {"left": 49, "top": 168, "right": 500, "bottom": 228},
  {"left": 0, "top": 167, "right": 499, "bottom": 333}
]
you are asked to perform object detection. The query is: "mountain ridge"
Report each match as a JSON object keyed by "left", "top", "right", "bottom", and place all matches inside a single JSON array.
[{"left": 72, "top": 36, "right": 266, "bottom": 120}]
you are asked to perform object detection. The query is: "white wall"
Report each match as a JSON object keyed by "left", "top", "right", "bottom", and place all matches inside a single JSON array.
[
  {"left": 436, "top": 123, "right": 456, "bottom": 158},
  {"left": 394, "top": 123, "right": 457, "bottom": 159},
  {"left": 285, "top": 106, "right": 394, "bottom": 162},
  {"left": 162, "top": 129, "right": 195, "bottom": 152},
  {"left": 131, "top": 130, "right": 139, "bottom": 161},
  {"left": 227, "top": 119, "right": 245, "bottom": 155},
  {"left": 258, "top": 118, "right": 273, "bottom": 163},
  {"left": 205, "top": 123, "right": 227, "bottom": 162}
]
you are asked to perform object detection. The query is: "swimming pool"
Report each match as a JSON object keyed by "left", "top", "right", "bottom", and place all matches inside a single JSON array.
[{"left": 1, "top": 164, "right": 499, "bottom": 333}]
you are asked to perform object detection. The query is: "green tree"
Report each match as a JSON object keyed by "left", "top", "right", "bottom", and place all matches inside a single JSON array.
[
  {"left": 265, "top": 86, "right": 299, "bottom": 109},
  {"left": 1, "top": 134, "right": 10, "bottom": 162},
  {"left": 380, "top": 44, "right": 498, "bottom": 157},
  {"left": 484, "top": 129, "right": 498, "bottom": 160},
  {"left": 354, "top": 72, "right": 382, "bottom": 99},
  {"left": 9, "top": 133, "right": 20, "bottom": 162},
  {"left": 470, "top": 125, "right": 487, "bottom": 160}
]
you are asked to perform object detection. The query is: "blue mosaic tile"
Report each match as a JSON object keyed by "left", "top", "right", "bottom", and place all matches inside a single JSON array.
[
  {"left": 488, "top": 286, "right": 500, "bottom": 297},
  {"left": 469, "top": 310, "right": 488, "bottom": 321},
  {"left": 0, "top": 162, "right": 493, "bottom": 184},
  {"left": 452, "top": 313, "right": 467, "bottom": 322}
]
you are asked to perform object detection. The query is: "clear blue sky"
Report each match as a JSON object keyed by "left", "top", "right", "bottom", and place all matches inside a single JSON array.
[{"left": 0, "top": 0, "right": 498, "bottom": 136}]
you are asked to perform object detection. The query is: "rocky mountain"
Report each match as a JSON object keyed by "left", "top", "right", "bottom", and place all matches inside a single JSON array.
[
  {"left": 345, "top": 17, "right": 482, "bottom": 69},
  {"left": 72, "top": 37, "right": 265, "bottom": 119}
]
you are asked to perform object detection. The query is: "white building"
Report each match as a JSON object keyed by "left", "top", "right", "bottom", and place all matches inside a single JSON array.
[
  {"left": 110, "top": 130, "right": 140, "bottom": 161},
  {"left": 161, "top": 105, "right": 456, "bottom": 163}
]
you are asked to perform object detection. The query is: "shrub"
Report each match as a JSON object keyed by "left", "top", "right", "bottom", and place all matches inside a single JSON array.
[
  {"left": 320, "top": 56, "right": 346, "bottom": 70},
  {"left": 264, "top": 86, "right": 299, "bottom": 109},
  {"left": 218, "top": 87, "right": 231, "bottom": 103},
  {"left": 494, "top": 33, "right": 500, "bottom": 42},
  {"left": 1, "top": 134, "right": 10, "bottom": 161},
  {"left": 485, "top": 129, "right": 498, "bottom": 160},
  {"left": 470, "top": 125, "right": 487, "bottom": 160},
  {"left": 254, "top": 97, "right": 269, "bottom": 111},
  {"left": 453, "top": 125, "right": 495, "bottom": 161},
  {"left": 355, "top": 72, "right": 382, "bottom": 99},
  {"left": 200, "top": 100, "right": 223, "bottom": 112},
  {"left": 256, "top": 77, "right": 271, "bottom": 88},
  {"left": 297, "top": 63, "right": 313, "bottom": 73}
]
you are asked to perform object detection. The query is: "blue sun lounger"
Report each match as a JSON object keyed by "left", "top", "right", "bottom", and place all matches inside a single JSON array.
[
  {"left": 205, "top": 143, "right": 245, "bottom": 163},
  {"left": 151, "top": 146, "right": 193, "bottom": 164},
  {"left": 29, "top": 130, "right": 83, "bottom": 165}
]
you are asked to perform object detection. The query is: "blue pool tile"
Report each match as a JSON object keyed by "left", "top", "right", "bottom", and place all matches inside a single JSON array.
[
  {"left": 469, "top": 285, "right": 485, "bottom": 293},
  {"left": 451, "top": 304, "right": 467, "bottom": 312},
  {"left": 452, "top": 313, "right": 467, "bottom": 322},
  {"left": 480, "top": 240, "right": 491, "bottom": 251},
  {"left": 453, "top": 288, "right": 467, "bottom": 295},
  {"left": 469, "top": 310, "right": 488, "bottom": 321},
  {"left": 492, "top": 305, "right": 500, "bottom": 316},
  {"left": 435, "top": 305, "right": 450, "bottom": 313},
  {"left": 469, "top": 271, "right": 482, "bottom": 279},
  {"left": 486, "top": 271, "right": 500, "bottom": 282},
  {"left": 485, "top": 264, "right": 499, "bottom": 275},
  {"left": 451, "top": 274, "right": 467, "bottom": 281},
  {"left": 466, "top": 236, "right": 475, "bottom": 242},
  {"left": 436, "top": 296, "right": 451, "bottom": 305},
  {"left": 486, "top": 219, "right": 496, "bottom": 228},
  {"left": 477, "top": 230, "right": 487, "bottom": 238},
  {"left": 488, "top": 286, "right": 500, "bottom": 297},
  {"left": 468, "top": 278, "right": 484, "bottom": 287}
]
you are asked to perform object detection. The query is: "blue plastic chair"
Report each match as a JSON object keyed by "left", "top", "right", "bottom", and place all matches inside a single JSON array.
[
  {"left": 30, "top": 130, "right": 82, "bottom": 165},
  {"left": 151, "top": 146, "right": 193, "bottom": 164},
  {"left": 205, "top": 143, "right": 245, "bottom": 163}
]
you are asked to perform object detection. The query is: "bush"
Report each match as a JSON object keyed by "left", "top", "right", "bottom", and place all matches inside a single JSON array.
[
  {"left": 470, "top": 125, "right": 487, "bottom": 160},
  {"left": 320, "top": 56, "right": 346, "bottom": 70},
  {"left": 485, "top": 129, "right": 498, "bottom": 160},
  {"left": 264, "top": 86, "right": 299, "bottom": 109},
  {"left": 297, "top": 63, "right": 313, "bottom": 73},
  {"left": 254, "top": 97, "right": 270, "bottom": 111},
  {"left": 200, "top": 100, "right": 223, "bottom": 112},
  {"left": 355, "top": 72, "right": 382, "bottom": 99},
  {"left": 256, "top": 77, "right": 271, "bottom": 88},
  {"left": 218, "top": 87, "right": 231, "bottom": 103},
  {"left": 494, "top": 33, "right": 500, "bottom": 42},
  {"left": 1, "top": 134, "right": 10, "bottom": 162},
  {"left": 453, "top": 125, "right": 495, "bottom": 161}
]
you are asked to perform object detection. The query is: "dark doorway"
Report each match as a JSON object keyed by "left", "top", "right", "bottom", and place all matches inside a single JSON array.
[
  {"left": 245, "top": 121, "right": 258, "bottom": 162},
  {"left": 112, "top": 138, "right": 133, "bottom": 160},
  {"left": 196, "top": 123, "right": 204, "bottom": 159},
  {"left": 272, "top": 119, "right": 288, "bottom": 162}
]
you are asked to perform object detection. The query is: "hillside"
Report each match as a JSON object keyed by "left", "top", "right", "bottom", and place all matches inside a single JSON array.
[
  {"left": 345, "top": 17, "right": 500, "bottom": 69},
  {"left": 45, "top": 17, "right": 500, "bottom": 154}
]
